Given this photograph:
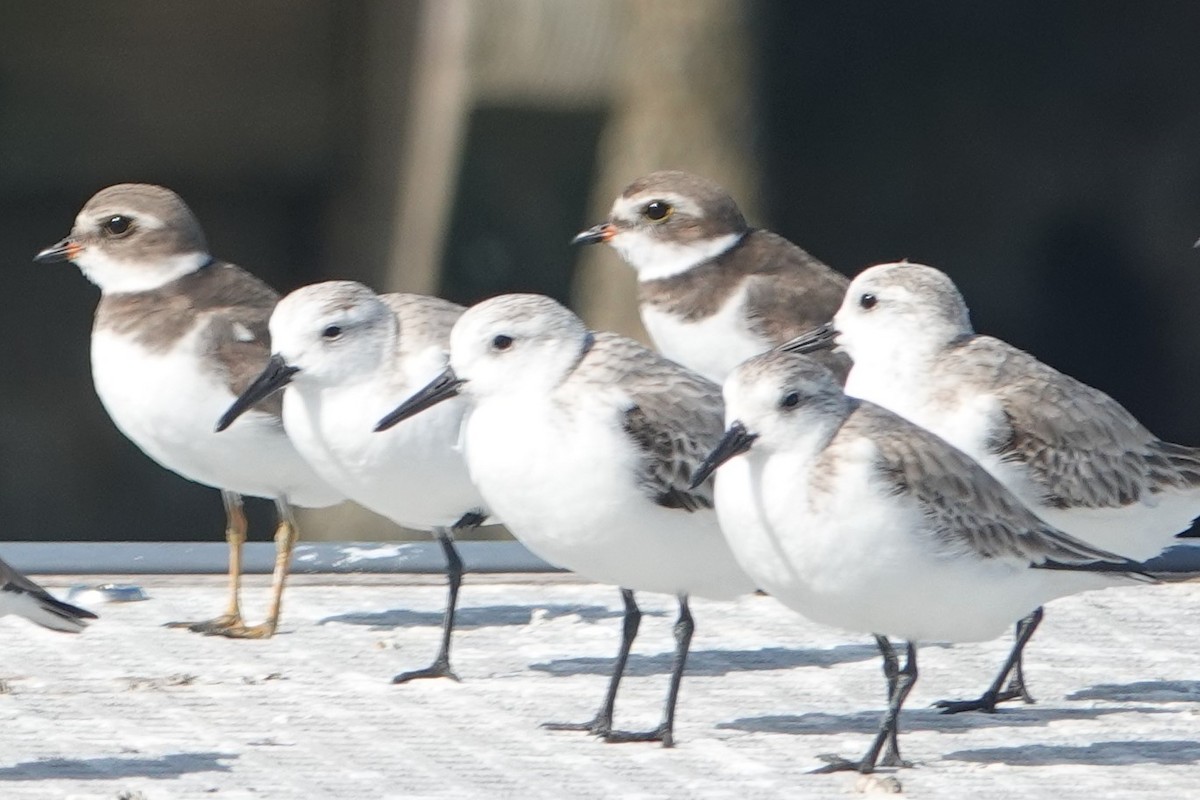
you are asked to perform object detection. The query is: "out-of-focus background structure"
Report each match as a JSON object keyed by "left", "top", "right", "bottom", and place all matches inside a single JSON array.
[{"left": 3, "top": 1, "right": 1200, "bottom": 542}]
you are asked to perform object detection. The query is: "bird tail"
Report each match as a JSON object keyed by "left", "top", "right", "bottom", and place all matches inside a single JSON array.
[
  {"left": 16, "top": 591, "right": 98, "bottom": 633},
  {"left": 1034, "top": 559, "right": 1158, "bottom": 584}
]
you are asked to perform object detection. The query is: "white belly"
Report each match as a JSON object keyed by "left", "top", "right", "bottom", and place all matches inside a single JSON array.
[
  {"left": 283, "top": 383, "right": 485, "bottom": 531},
  {"left": 464, "top": 395, "right": 753, "bottom": 600},
  {"left": 91, "top": 328, "right": 341, "bottom": 507},
  {"left": 713, "top": 446, "right": 1112, "bottom": 644},
  {"left": 640, "top": 287, "right": 769, "bottom": 384}
]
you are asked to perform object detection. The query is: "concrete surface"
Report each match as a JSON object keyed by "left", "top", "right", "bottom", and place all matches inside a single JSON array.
[{"left": 2, "top": 574, "right": 1198, "bottom": 799}]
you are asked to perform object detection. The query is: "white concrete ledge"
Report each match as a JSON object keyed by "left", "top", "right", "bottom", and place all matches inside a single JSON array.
[{"left": 0, "top": 541, "right": 562, "bottom": 575}]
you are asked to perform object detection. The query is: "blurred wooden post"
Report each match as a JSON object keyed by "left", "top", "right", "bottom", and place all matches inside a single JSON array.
[
  {"left": 380, "top": 0, "right": 473, "bottom": 295},
  {"left": 312, "top": 0, "right": 759, "bottom": 540}
]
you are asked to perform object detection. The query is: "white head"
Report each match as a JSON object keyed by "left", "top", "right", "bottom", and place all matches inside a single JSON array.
[
  {"left": 575, "top": 171, "right": 748, "bottom": 281},
  {"left": 269, "top": 281, "right": 398, "bottom": 388},
  {"left": 833, "top": 262, "right": 974, "bottom": 366},
  {"left": 36, "top": 183, "right": 212, "bottom": 294},
  {"left": 449, "top": 294, "right": 592, "bottom": 399},
  {"left": 725, "top": 351, "right": 852, "bottom": 452},
  {"left": 691, "top": 352, "right": 849, "bottom": 486}
]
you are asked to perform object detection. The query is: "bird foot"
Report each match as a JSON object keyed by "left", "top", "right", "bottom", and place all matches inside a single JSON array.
[
  {"left": 810, "top": 750, "right": 911, "bottom": 774},
  {"left": 164, "top": 613, "right": 244, "bottom": 635},
  {"left": 206, "top": 621, "right": 278, "bottom": 639},
  {"left": 541, "top": 716, "right": 612, "bottom": 737},
  {"left": 603, "top": 723, "right": 674, "bottom": 748},
  {"left": 392, "top": 659, "right": 461, "bottom": 684},
  {"left": 933, "top": 688, "right": 1024, "bottom": 715}
]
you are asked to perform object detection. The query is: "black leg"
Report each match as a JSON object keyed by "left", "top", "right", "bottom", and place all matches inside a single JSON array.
[
  {"left": 605, "top": 594, "right": 694, "bottom": 747},
  {"left": 543, "top": 588, "right": 641, "bottom": 737},
  {"left": 1002, "top": 608, "right": 1041, "bottom": 704},
  {"left": 393, "top": 527, "right": 466, "bottom": 683},
  {"left": 875, "top": 633, "right": 900, "bottom": 701},
  {"left": 813, "top": 638, "right": 918, "bottom": 774},
  {"left": 933, "top": 607, "right": 1044, "bottom": 714}
]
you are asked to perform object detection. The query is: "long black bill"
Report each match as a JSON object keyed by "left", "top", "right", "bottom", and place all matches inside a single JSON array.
[
  {"left": 33, "top": 237, "right": 78, "bottom": 263},
  {"left": 571, "top": 222, "right": 615, "bottom": 246},
  {"left": 215, "top": 354, "right": 299, "bottom": 432},
  {"left": 777, "top": 322, "right": 838, "bottom": 355},
  {"left": 375, "top": 367, "right": 464, "bottom": 432},
  {"left": 689, "top": 421, "right": 758, "bottom": 490}
]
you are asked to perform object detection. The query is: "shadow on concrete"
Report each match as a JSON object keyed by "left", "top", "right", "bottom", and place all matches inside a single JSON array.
[
  {"left": 943, "top": 739, "right": 1200, "bottom": 766},
  {"left": 1067, "top": 680, "right": 1200, "bottom": 703},
  {"left": 0, "top": 751, "right": 237, "bottom": 781},
  {"left": 318, "top": 603, "right": 653, "bottom": 630},
  {"left": 531, "top": 643, "right": 879, "bottom": 678},
  {"left": 720, "top": 704, "right": 1170, "bottom": 737}
]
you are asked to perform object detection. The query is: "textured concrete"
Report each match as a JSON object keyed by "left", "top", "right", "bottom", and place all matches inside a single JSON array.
[{"left": 1, "top": 575, "right": 1197, "bottom": 799}]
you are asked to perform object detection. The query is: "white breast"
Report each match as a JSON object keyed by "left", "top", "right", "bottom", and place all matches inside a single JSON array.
[
  {"left": 91, "top": 327, "right": 341, "bottom": 507},
  {"left": 282, "top": 377, "right": 484, "bottom": 531},
  {"left": 640, "top": 284, "right": 769, "bottom": 384},
  {"left": 464, "top": 393, "right": 753, "bottom": 600}
]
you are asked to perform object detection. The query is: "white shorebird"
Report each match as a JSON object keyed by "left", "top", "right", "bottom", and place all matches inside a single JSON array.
[
  {"left": 217, "top": 281, "right": 488, "bottom": 682},
  {"left": 376, "top": 293, "right": 755, "bottom": 746},
  {"left": 574, "top": 170, "right": 849, "bottom": 383},
  {"left": 782, "top": 261, "right": 1200, "bottom": 712},
  {"left": 691, "top": 350, "right": 1149, "bottom": 773},
  {"left": 0, "top": 557, "right": 96, "bottom": 633},
  {"left": 35, "top": 184, "right": 343, "bottom": 638}
]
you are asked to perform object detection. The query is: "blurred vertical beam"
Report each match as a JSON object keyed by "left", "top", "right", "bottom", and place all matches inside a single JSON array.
[
  {"left": 572, "top": 0, "right": 762, "bottom": 341},
  {"left": 380, "top": 0, "right": 473, "bottom": 295}
]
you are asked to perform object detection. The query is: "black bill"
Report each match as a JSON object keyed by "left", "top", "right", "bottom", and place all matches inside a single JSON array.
[
  {"left": 216, "top": 354, "right": 299, "bottom": 432},
  {"left": 689, "top": 421, "right": 759, "bottom": 490},
  {"left": 375, "top": 367, "right": 464, "bottom": 432},
  {"left": 778, "top": 322, "right": 838, "bottom": 355}
]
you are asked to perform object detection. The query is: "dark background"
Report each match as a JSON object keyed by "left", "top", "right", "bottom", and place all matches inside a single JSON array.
[{"left": 3, "top": 1, "right": 1199, "bottom": 541}]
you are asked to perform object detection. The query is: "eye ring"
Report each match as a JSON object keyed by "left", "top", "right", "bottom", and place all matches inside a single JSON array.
[
  {"left": 101, "top": 215, "right": 134, "bottom": 238},
  {"left": 642, "top": 200, "right": 673, "bottom": 222},
  {"left": 321, "top": 325, "right": 343, "bottom": 340},
  {"left": 492, "top": 334, "right": 514, "bottom": 351},
  {"left": 780, "top": 392, "right": 801, "bottom": 410},
  {"left": 859, "top": 293, "right": 878, "bottom": 310}
]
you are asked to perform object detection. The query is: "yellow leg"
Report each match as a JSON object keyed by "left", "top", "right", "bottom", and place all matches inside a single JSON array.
[
  {"left": 215, "top": 498, "right": 296, "bottom": 639},
  {"left": 167, "top": 491, "right": 249, "bottom": 633}
]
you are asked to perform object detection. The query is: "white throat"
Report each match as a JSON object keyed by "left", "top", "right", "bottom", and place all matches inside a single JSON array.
[
  {"left": 613, "top": 231, "right": 743, "bottom": 281},
  {"left": 77, "top": 250, "right": 210, "bottom": 295}
]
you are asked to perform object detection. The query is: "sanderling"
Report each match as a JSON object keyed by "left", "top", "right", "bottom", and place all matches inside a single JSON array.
[
  {"left": 217, "top": 281, "right": 488, "bottom": 682},
  {"left": 376, "top": 293, "right": 755, "bottom": 746},
  {"left": 782, "top": 261, "right": 1200, "bottom": 712},
  {"left": 692, "top": 350, "right": 1149, "bottom": 773},
  {"left": 574, "top": 170, "right": 849, "bottom": 383},
  {"left": 35, "top": 184, "right": 343, "bottom": 638},
  {"left": 0, "top": 556, "right": 96, "bottom": 633}
]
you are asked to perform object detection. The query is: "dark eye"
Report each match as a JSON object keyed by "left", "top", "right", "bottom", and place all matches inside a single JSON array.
[
  {"left": 859, "top": 293, "right": 878, "bottom": 310},
  {"left": 101, "top": 215, "right": 134, "bottom": 237},
  {"left": 492, "top": 334, "right": 514, "bottom": 351},
  {"left": 781, "top": 392, "right": 801, "bottom": 410},
  {"left": 322, "top": 325, "right": 343, "bottom": 340},
  {"left": 642, "top": 200, "right": 673, "bottom": 222}
]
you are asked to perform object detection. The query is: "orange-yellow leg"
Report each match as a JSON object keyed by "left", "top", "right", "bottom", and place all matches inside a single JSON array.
[
  {"left": 212, "top": 498, "right": 297, "bottom": 639},
  {"left": 167, "top": 490, "right": 248, "bottom": 633}
]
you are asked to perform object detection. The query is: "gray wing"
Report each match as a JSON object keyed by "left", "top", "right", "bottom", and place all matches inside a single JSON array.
[
  {"left": 191, "top": 263, "right": 284, "bottom": 417},
  {"left": 735, "top": 231, "right": 851, "bottom": 381},
  {"left": 950, "top": 337, "right": 1200, "bottom": 509},
  {"left": 576, "top": 333, "right": 725, "bottom": 511},
  {"left": 735, "top": 232, "right": 848, "bottom": 338},
  {"left": 379, "top": 293, "right": 465, "bottom": 359},
  {"left": 855, "top": 402, "right": 1145, "bottom": 568}
]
